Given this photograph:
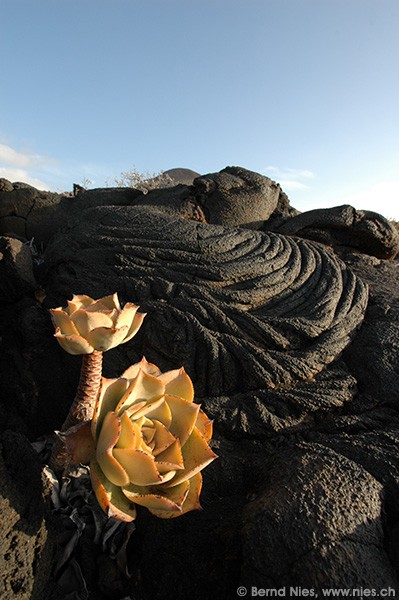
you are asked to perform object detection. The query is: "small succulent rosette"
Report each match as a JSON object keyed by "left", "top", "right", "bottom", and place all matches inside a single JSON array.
[
  {"left": 64, "top": 358, "right": 217, "bottom": 520},
  {"left": 49, "top": 293, "right": 146, "bottom": 354}
]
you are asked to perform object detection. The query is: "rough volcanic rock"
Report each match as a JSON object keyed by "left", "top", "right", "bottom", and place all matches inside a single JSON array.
[
  {"left": 0, "top": 431, "right": 55, "bottom": 600},
  {"left": 0, "top": 180, "right": 63, "bottom": 243},
  {"left": 67, "top": 186, "right": 143, "bottom": 211},
  {"left": 191, "top": 166, "right": 297, "bottom": 227},
  {"left": 271, "top": 204, "right": 399, "bottom": 259},
  {"left": 241, "top": 442, "right": 399, "bottom": 591},
  {"left": 129, "top": 435, "right": 268, "bottom": 600},
  {"left": 0, "top": 236, "right": 37, "bottom": 302},
  {"left": 2, "top": 169, "right": 396, "bottom": 260},
  {"left": 2, "top": 169, "right": 399, "bottom": 598},
  {"left": 340, "top": 251, "right": 399, "bottom": 406},
  {"left": 133, "top": 166, "right": 299, "bottom": 228},
  {"left": 41, "top": 206, "right": 368, "bottom": 399},
  {"left": 0, "top": 296, "right": 80, "bottom": 437},
  {"left": 132, "top": 183, "right": 207, "bottom": 223},
  {"left": 0, "top": 179, "right": 146, "bottom": 246},
  {"left": 0, "top": 178, "right": 14, "bottom": 193}
]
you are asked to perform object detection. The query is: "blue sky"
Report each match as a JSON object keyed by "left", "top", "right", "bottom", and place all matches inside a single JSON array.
[{"left": 1, "top": 0, "right": 399, "bottom": 218}]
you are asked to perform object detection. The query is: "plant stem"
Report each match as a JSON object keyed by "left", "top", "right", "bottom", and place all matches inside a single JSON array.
[{"left": 49, "top": 350, "right": 103, "bottom": 472}]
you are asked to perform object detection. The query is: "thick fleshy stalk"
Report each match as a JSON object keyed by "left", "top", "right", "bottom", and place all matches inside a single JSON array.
[{"left": 50, "top": 350, "right": 103, "bottom": 472}]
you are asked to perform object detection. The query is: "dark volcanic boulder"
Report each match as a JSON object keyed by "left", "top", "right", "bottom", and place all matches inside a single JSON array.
[
  {"left": 2, "top": 169, "right": 396, "bottom": 261},
  {"left": 0, "top": 236, "right": 37, "bottom": 302},
  {"left": 67, "top": 185, "right": 143, "bottom": 211},
  {"left": 41, "top": 205, "right": 367, "bottom": 401},
  {"left": 340, "top": 251, "right": 399, "bottom": 406},
  {"left": 192, "top": 166, "right": 297, "bottom": 227},
  {"left": 0, "top": 180, "right": 63, "bottom": 244},
  {"left": 0, "top": 179, "right": 146, "bottom": 246},
  {"left": 0, "top": 178, "right": 14, "bottom": 193},
  {"left": 131, "top": 166, "right": 298, "bottom": 228},
  {"left": 241, "top": 442, "right": 399, "bottom": 591},
  {"left": 1, "top": 167, "right": 299, "bottom": 245},
  {"left": 0, "top": 431, "right": 55, "bottom": 600},
  {"left": 272, "top": 204, "right": 399, "bottom": 259}
]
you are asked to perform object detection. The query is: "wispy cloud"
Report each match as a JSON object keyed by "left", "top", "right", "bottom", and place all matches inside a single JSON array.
[
  {"left": 0, "top": 142, "right": 55, "bottom": 189},
  {"left": 0, "top": 143, "right": 48, "bottom": 168},
  {"left": 263, "top": 166, "right": 315, "bottom": 192},
  {"left": 0, "top": 167, "right": 51, "bottom": 190}
]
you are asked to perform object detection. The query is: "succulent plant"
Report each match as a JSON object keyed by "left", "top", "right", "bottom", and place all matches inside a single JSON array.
[
  {"left": 50, "top": 293, "right": 146, "bottom": 354},
  {"left": 49, "top": 293, "right": 146, "bottom": 472},
  {"left": 63, "top": 357, "right": 217, "bottom": 521},
  {"left": 48, "top": 293, "right": 215, "bottom": 519}
]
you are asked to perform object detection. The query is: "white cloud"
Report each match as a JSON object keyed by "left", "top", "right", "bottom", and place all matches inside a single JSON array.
[
  {"left": 265, "top": 166, "right": 314, "bottom": 180},
  {"left": 263, "top": 166, "right": 315, "bottom": 192},
  {"left": 0, "top": 141, "right": 57, "bottom": 189},
  {"left": 0, "top": 143, "right": 47, "bottom": 168},
  {"left": 278, "top": 180, "right": 309, "bottom": 191},
  {"left": 0, "top": 167, "right": 50, "bottom": 190}
]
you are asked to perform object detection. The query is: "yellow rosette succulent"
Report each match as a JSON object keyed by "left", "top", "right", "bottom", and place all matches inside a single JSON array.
[
  {"left": 64, "top": 358, "right": 217, "bottom": 521},
  {"left": 49, "top": 293, "right": 146, "bottom": 354}
]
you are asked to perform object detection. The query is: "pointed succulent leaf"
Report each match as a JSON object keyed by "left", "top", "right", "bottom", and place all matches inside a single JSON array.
[
  {"left": 67, "top": 294, "right": 94, "bottom": 313},
  {"left": 164, "top": 427, "right": 217, "bottom": 488},
  {"left": 92, "top": 377, "right": 130, "bottom": 440},
  {"left": 155, "top": 439, "right": 184, "bottom": 472},
  {"left": 112, "top": 447, "right": 164, "bottom": 486},
  {"left": 116, "top": 412, "right": 142, "bottom": 450},
  {"left": 145, "top": 397, "right": 172, "bottom": 428},
  {"left": 96, "top": 410, "right": 121, "bottom": 453},
  {"left": 125, "top": 401, "right": 147, "bottom": 417},
  {"left": 149, "top": 475, "right": 201, "bottom": 519},
  {"left": 150, "top": 420, "right": 177, "bottom": 456},
  {"left": 115, "top": 369, "right": 165, "bottom": 416},
  {"left": 194, "top": 409, "right": 213, "bottom": 442},
  {"left": 141, "top": 423, "right": 156, "bottom": 445},
  {"left": 158, "top": 367, "right": 194, "bottom": 402},
  {"left": 97, "top": 450, "right": 130, "bottom": 486},
  {"left": 86, "top": 304, "right": 118, "bottom": 318},
  {"left": 96, "top": 412, "right": 129, "bottom": 486},
  {"left": 165, "top": 394, "right": 200, "bottom": 446},
  {"left": 176, "top": 472, "right": 203, "bottom": 514},
  {"left": 114, "top": 303, "right": 140, "bottom": 330},
  {"left": 121, "top": 357, "right": 162, "bottom": 380},
  {"left": 90, "top": 460, "right": 136, "bottom": 521},
  {"left": 54, "top": 329, "right": 94, "bottom": 355},
  {"left": 120, "top": 360, "right": 142, "bottom": 381},
  {"left": 122, "top": 311, "right": 147, "bottom": 344},
  {"left": 122, "top": 479, "right": 189, "bottom": 512},
  {"left": 86, "top": 325, "right": 129, "bottom": 351},
  {"left": 128, "top": 396, "right": 165, "bottom": 420},
  {"left": 71, "top": 308, "right": 114, "bottom": 338},
  {"left": 87, "top": 292, "right": 121, "bottom": 312},
  {"left": 49, "top": 310, "right": 80, "bottom": 335}
]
